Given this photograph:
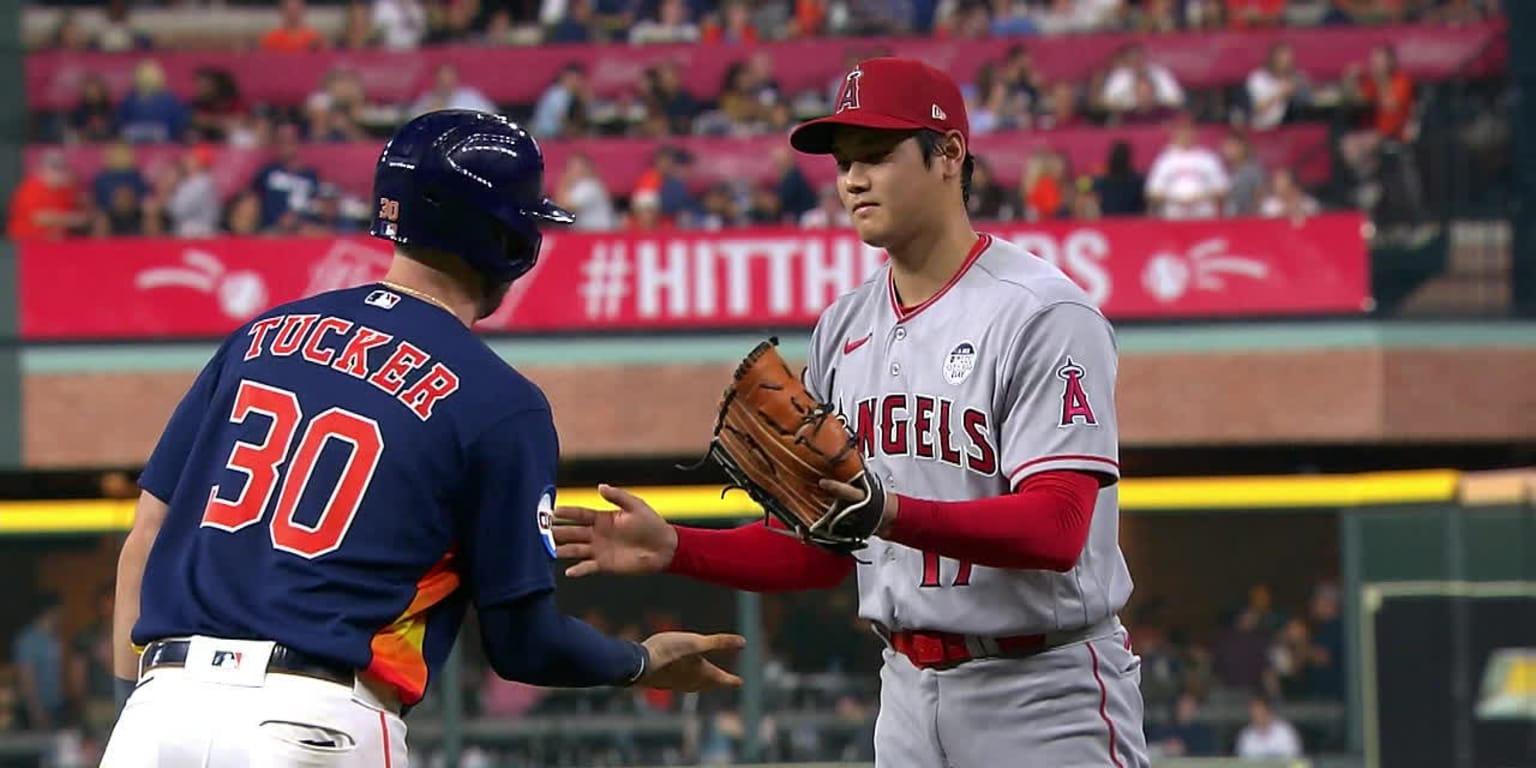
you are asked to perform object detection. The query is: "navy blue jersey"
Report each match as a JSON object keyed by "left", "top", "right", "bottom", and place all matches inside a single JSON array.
[{"left": 135, "top": 284, "right": 559, "bottom": 705}]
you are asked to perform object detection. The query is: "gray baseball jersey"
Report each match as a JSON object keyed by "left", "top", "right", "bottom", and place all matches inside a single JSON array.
[{"left": 804, "top": 233, "right": 1134, "bottom": 638}]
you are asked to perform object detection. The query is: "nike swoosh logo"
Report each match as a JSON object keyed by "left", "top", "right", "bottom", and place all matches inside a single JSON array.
[{"left": 843, "top": 333, "right": 873, "bottom": 355}]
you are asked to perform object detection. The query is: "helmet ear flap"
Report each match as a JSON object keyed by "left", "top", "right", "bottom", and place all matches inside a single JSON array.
[{"left": 502, "top": 227, "right": 541, "bottom": 282}]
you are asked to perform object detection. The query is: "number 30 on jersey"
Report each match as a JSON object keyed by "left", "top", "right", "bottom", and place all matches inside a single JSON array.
[{"left": 200, "top": 379, "right": 384, "bottom": 559}]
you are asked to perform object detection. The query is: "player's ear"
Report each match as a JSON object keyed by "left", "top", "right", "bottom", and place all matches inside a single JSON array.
[{"left": 941, "top": 130, "right": 966, "bottom": 178}]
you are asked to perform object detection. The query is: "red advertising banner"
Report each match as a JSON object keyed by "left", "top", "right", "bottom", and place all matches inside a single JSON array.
[
  {"left": 18, "top": 213, "right": 1371, "bottom": 341},
  {"left": 24, "top": 21, "right": 1503, "bottom": 111}
]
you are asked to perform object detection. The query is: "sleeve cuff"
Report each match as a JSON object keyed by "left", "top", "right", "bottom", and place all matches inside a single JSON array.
[{"left": 1006, "top": 455, "right": 1120, "bottom": 488}]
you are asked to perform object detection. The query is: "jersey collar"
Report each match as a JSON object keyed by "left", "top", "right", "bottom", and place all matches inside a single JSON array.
[{"left": 886, "top": 233, "right": 991, "bottom": 324}]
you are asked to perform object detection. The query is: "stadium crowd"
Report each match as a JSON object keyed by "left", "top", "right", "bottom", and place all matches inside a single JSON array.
[{"left": 9, "top": 0, "right": 1505, "bottom": 242}]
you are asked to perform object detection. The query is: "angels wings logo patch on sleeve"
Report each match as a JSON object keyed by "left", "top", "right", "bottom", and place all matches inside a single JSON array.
[{"left": 1056, "top": 357, "right": 1097, "bottom": 427}]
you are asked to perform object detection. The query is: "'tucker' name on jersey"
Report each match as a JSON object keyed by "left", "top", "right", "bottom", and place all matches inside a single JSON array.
[{"left": 242, "top": 313, "right": 460, "bottom": 421}]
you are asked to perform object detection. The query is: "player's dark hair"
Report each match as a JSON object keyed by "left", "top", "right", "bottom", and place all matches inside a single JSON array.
[{"left": 914, "top": 129, "right": 974, "bottom": 206}]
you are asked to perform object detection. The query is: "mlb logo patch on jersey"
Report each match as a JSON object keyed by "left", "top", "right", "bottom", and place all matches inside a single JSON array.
[
  {"left": 536, "top": 487, "right": 557, "bottom": 558},
  {"left": 365, "top": 289, "right": 401, "bottom": 310},
  {"left": 943, "top": 342, "right": 977, "bottom": 385}
]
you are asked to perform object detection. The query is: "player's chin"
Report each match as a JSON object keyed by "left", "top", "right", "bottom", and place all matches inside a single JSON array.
[{"left": 850, "top": 217, "right": 891, "bottom": 248}]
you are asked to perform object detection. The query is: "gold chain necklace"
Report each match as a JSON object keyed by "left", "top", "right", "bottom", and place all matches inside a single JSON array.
[{"left": 379, "top": 281, "right": 457, "bottom": 317}]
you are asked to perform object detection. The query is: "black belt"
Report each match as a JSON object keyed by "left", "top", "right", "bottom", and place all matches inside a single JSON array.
[{"left": 140, "top": 639, "right": 355, "bottom": 688}]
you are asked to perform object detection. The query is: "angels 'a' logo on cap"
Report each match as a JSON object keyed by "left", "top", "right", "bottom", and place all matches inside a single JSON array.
[
  {"left": 836, "top": 68, "right": 864, "bottom": 114},
  {"left": 1056, "top": 356, "right": 1097, "bottom": 427}
]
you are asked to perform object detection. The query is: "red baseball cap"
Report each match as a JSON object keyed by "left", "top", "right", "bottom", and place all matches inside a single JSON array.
[{"left": 789, "top": 57, "right": 969, "bottom": 155}]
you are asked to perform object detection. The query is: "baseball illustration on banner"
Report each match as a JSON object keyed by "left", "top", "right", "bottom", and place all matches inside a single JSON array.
[{"left": 133, "top": 249, "right": 270, "bottom": 320}]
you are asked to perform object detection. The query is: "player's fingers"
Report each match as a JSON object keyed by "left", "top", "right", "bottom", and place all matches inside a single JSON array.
[
  {"left": 703, "top": 661, "right": 742, "bottom": 688},
  {"left": 564, "top": 560, "right": 601, "bottom": 578},
  {"left": 553, "top": 506, "right": 598, "bottom": 525},
  {"left": 554, "top": 543, "right": 592, "bottom": 561},
  {"left": 552, "top": 525, "right": 592, "bottom": 545},
  {"left": 598, "top": 484, "right": 645, "bottom": 512},
  {"left": 694, "top": 633, "right": 747, "bottom": 653}
]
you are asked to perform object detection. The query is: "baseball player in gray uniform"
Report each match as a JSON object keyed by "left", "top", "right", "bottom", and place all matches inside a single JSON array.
[{"left": 554, "top": 57, "right": 1148, "bottom": 768}]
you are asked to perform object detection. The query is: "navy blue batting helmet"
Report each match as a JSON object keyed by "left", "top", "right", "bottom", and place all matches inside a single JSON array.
[{"left": 369, "top": 110, "right": 574, "bottom": 283}]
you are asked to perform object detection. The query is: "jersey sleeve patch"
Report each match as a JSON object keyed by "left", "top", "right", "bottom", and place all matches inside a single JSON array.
[
  {"left": 536, "top": 486, "right": 557, "bottom": 558},
  {"left": 1055, "top": 356, "right": 1098, "bottom": 428}
]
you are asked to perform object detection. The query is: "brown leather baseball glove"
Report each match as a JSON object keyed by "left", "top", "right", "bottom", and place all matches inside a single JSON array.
[{"left": 693, "top": 338, "right": 885, "bottom": 553}]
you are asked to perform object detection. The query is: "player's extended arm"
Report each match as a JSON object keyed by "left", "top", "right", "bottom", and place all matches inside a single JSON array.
[
  {"left": 113, "top": 490, "right": 169, "bottom": 701},
  {"left": 478, "top": 590, "right": 648, "bottom": 687},
  {"left": 666, "top": 518, "right": 856, "bottom": 592},
  {"left": 879, "top": 469, "right": 1102, "bottom": 572}
]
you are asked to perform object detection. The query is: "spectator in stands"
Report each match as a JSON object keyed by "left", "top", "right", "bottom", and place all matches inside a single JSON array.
[
  {"left": 1029, "top": 0, "right": 1125, "bottom": 34},
  {"left": 1235, "top": 696, "right": 1304, "bottom": 759},
  {"left": 373, "top": 0, "right": 428, "bottom": 49},
  {"left": 7, "top": 151, "right": 86, "bottom": 240},
  {"left": 1146, "top": 114, "right": 1229, "bottom": 219},
  {"left": 800, "top": 183, "right": 852, "bottom": 228},
  {"left": 298, "top": 183, "right": 366, "bottom": 235},
  {"left": 67, "top": 74, "right": 117, "bottom": 144},
  {"left": 841, "top": 0, "right": 918, "bottom": 35},
  {"left": 772, "top": 147, "right": 818, "bottom": 221},
  {"left": 531, "top": 63, "right": 590, "bottom": 139},
  {"left": 70, "top": 585, "right": 116, "bottom": 745},
  {"left": 1305, "top": 582, "right": 1344, "bottom": 700},
  {"left": 189, "top": 67, "right": 246, "bottom": 143},
  {"left": 645, "top": 60, "right": 701, "bottom": 136},
  {"left": 967, "top": 63, "right": 1030, "bottom": 135},
  {"left": 966, "top": 156, "right": 1015, "bottom": 221},
  {"left": 94, "top": 0, "right": 154, "bottom": 52},
  {"left": 1212, "top": 606, "right": 1272, "bottom": 694},
  {"left": 409, "top": 62, "right": 498, "bottom": 118},
  {"left": 336, "top": 0, "right": 379, "bottom": 48},
  {"left": 223, "top": 191, "right": 264, "bottom": 236},
  {"left": 12, "top": 594, "right": 65, "bottom": 731},
  {"left": 93, "top": 178, "right": 147, "bottom": 237},
  {"left": 250, "top": 123, "right": 320, "bottom": 232},
  {"left": 940, "top": 0, "right": 994, "bottom": 39},
  {"left": 543, "top": 0, "right": 597, "bottom": 43},
  {"left": 1036, "top": 81, "right": 1086, "bottom": 130},
  {"left": 696, "top": 183, "right": 745, "bottom": 230},
  {"left": 306, "top": 68, "right": 370, "bottom": 143},
  {"left": 747, "top": 184, "right": 788, "bottom": 225},
  {"left": 987, "top": 0, "right": 1041, "bottom": 36},
  {"left": 1259, "top": 168, "right": 1321, "bottom": 221},
  {"left": 1246, "top": 42, "right": 1311, "bottom": 131},
  {"left": 1221, "top": 133, "right": 1266, "bottom": 216},
  {"left": 997, "top": 44, "right": 1045, "bottom": 112},
  {"left": 1093, "top": 140, "right": 1147, "bottom": 216},
  {"left": 1226, "top": 0, "right": 1285, "bottom": 27},
  {"left": 704, "top": 0, "right": 759, "bottom": 43},
  {"left": 630, "top": 0, "right": 701, "bottom": 44},
  {"left": 627, "top": 188, "right": 666, "bottom": 231},
  {"left": 1099, "top": 42, "right": 1185, "bottom": 114},
  {"left": 1021, "top": 147, "right": 1071, "bottom": 221},
  {"left": 1146, "top": 691, "right": 1218, "bottom": 758},
  {"left": 160, "top": 145, "right": 222, "bottom": 238},
  {"left": 92, "top": 141, "right": 146, "bottom": 214},
  {"left": 1128, "top": 0, "right": 1179, "bottom": 32},
  {"left": 46, "top": 11, "right": 93, "bottom": 52},
  {"left": 261, "top": 0, "right": 326, "bottom": 51},
  {"left": 1345, "top": 43, "right": 1415, "bottom": 145},
  {"left": 1117, "top": 73, "right": 1180, "bottom": 126},
  {"left": 116, "top": 60, "right": 190, "bottom": 144},
  {"left": 557, "top": 152, "right": 617, "bottom": 231},
  {"left": 1323, "top": 0, "right": 1408, "bottom": 25}
]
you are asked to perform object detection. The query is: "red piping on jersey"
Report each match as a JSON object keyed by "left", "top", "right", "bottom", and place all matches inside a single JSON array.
[
  {"left": 666, "top": 517, "right": 854, "bottom": 591},
  {"left": 1089, "top": 642, "right": 1127, "bottom": 768},
  {"left": 1007, "top": 455, "right": 1120, "bottom": 485},
  {"left": 887, "top": 470, "right": 1100, "bottom": 572},
  {"left": 379, "top": 711, "right": 393, "bottom": 768},
  {"left": 886, "top": 233, "right": 992, "bottom": 322}
]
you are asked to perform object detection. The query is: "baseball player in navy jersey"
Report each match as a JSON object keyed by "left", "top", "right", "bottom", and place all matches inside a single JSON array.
[
  {"left": 102, "top": 110, "right": 743, "bottom": 767},
  {"left": 554, "top": 59, "right": 1149, "bottom": 767}
]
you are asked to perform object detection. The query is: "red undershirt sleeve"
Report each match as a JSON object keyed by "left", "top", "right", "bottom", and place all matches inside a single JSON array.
[
  {"left": 885, "top": 469, "right": 1102, "bottom": 572},
  {"left": 663, "top": 518, "right": 855, "bottom": 592}
]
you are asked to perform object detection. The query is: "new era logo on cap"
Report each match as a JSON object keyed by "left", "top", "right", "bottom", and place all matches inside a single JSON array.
[{"left": 790, "top": 57, "right": 969, "bottom": 155}]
